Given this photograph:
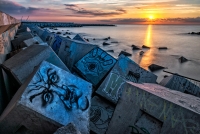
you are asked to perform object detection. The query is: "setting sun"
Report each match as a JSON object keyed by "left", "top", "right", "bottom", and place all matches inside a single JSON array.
[{"left": 149, "top": 15, "right": 154, "bottom": 20}]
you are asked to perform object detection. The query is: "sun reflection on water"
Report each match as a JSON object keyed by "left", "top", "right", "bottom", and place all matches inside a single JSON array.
[{"left": 139, "top": 25, "right": 155, "bottom": 70}]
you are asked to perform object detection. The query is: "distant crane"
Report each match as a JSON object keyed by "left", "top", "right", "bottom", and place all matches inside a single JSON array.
[{"left": 26, "top": 16, "right": 29, "bottom": 22}]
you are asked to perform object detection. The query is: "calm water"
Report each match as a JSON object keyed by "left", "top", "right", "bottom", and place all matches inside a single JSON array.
[{"left": 51, "top": 25, "right": 200, "bottom": 82}]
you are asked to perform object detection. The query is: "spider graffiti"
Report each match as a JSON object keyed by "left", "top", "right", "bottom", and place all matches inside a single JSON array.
[{"left": 28, "top": 68, "right": 89, "bottom": 111}]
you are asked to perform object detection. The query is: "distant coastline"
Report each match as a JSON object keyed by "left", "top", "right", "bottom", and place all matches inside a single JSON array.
[{"left": 22, "top": 22, "right": 115, "bottom": 27}]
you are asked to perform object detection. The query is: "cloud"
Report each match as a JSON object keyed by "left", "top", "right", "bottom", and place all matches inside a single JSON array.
[
  {"left": 64, "top": 4, "right": 127, "bottom": 16},
  {"left": 99, "top": 17, "right": 200, "bottom": 24}
]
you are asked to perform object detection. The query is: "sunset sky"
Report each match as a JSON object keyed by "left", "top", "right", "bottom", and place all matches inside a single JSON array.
[{"left": 0, "top": 0, "right": 200, "bottom": 24}]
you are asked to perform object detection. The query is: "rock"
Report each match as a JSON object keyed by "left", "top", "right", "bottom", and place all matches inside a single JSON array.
[
  {"left": 93, "top": 38, "right": 96, "bottom": 40},
  {"left": 158, "top": 47, "right": 168, "bottom": 50},
  {"left": 107, "top": 36, "right": 111, "bottom": 39},
  {"left": 148, "top": 64, "right": 165, "bottom": 71},
  {"left": 54, "top": 123, "right": 81, "bottom": 134},
  {"left": 139, "top": 51, "right": 144, "bottom": 55},
  {"left": 52, "top": 32, "right": 55, "bottom": 33},
  {"left": 131, "top": 45, "right": 140, "bottom": 50},
  {"left": 119, "top": 51, "right": 132, "bottom": 56},
  {"left": 106, "top": 82, "right": 200, "bottom": 134},
  {"left": 160, "top": 74, "right": 200, "bottom": 98},
  {"left": 103, "top": 38, "right": 108, "bottom": 40},
  {"left": 96, "top": 55, "right": 157, "bottom": 104},
  {"left": 56, "top": 32, "right": 61, "bottom": 34},
  {"left": 103, "top": 42, "right": 110, "bottom": 46},
  {"left": 0, "top": 61, "right": 92, "bottom": 134},
  {"left": 75, "top": 47, "right": 117, "bottom": 86},
  {"left": 111, "top": 41, "right": 118, "bottom": 43},
  {"left": 107, "top": 50, "right": 114, "bottom": 53},
  {"left": 67, "top": 36, "right": 71, "bottom": 39},
  {"left": 179, "top": 56, "right": 188, "bottom": 63},
  {"left": 142, "top": 45, "right": 150, "bottom": 49}
]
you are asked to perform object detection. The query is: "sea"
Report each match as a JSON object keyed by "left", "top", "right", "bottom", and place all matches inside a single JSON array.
[{"left": 48, "top": 25, "right": 200, "bottom": 83}]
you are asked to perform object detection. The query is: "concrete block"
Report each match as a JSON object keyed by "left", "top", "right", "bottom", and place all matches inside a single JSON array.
[
  {"left": 40, "top": 30, "right": 51, "bottom": 42},
  {"left": 23, "top": 36, "right": 44, "bottom": 47},
  {"left": 90, "top": 96, "right": 114, "bottom": 134},
  {"left": 11, "top": 32, "right": 33, "bottom": 50},
  {"left": 54, "top": 123, "right": 81, "bottom": 134},
  {"left": 47, "top": 33, "right": 56, "bottom": 46},
  {"left": 17, "top": 27, "right": 27, "bottom": 34},
  {"left": 160, "top": 74, "right": 200, "bottom": 97},
  {"left": 58, "top": 38, "right": 97, "bottom": 71},
  {"left": 75, "top": 47, "right": 117, "bottom": 86},
  {"left": 6, "top": 48, "right": 23, "bottom": 60},
  {"left": 32, "top": 27, "right": 44, "bottom": 37},
  {"left": 0, "top": 61, "right": 92, "bottom": 134},
  {"left": 73, "top": 34, "right": 87, "bottom": 42},
  {"left": 51, "top": 35, "right": 65, "bottom": 54},
  {"left": 96, "top": 55, "right": 157, "bottom": 104},
  {"left": 0, "top": 67, "right": 8, "bottom": 115},
  {"left": 2, "top": 45, "right": 70, "bottom": 85},
  {"left": 106, "top": 82, "right": 200, "bottom": 134}
]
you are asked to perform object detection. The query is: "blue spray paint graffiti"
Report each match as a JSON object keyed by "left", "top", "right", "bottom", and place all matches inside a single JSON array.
[{"left": 52, "top": 35, "right": 62, "bottom": 54}]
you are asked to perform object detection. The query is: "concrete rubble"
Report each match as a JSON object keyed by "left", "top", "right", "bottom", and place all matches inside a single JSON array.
[{"left": 1, "top": 12, "right": 200, "bottom": 134}]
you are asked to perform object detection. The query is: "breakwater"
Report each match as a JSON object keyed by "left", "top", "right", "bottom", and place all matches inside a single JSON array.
[{"left": 0, "top": 12, "right": 200, "bottom": 134}]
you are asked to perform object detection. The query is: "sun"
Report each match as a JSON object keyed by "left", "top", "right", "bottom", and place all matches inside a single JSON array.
[{"left": 149, "top": 15, "right": 154, "bottom": 20}]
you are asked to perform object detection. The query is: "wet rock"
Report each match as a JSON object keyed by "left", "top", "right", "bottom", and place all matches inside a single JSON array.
[
  {"left": 119, "top": 51, "right": 132, "bottom": 56},
  {"left": 103, "top": 42, "right": 110, "bottom": 46},
  {"left": 56, "top": 32, "right": 61, "bottom": 34},
  {"left": 131, "top": 45, "right": 140, "bottom": 50},
  {"left": 67, "top": 36, "right": 71, "bottom": 39},
  {"left": 148, "top": 64, "right": 165, "bottom": 71},
  {"left": 107, "top": 50, "right": 114, "bottom": 53},
  {"left": 52, "top": 32, "right": 55, "bottom": 33},
  {"left": 179, "top": 56, "right": 188, "bottom": 63},
  {"left": 93, "top": 38, "right": 96, "bottom": 40},
  {"left": 158, "top": 47, "right": 168, "bottom": 50},
  {"left": 142, "top": 45, "right": 150, "bottom": 49},
  {"left": 140, "top": 51, "right": 144, "bottom": 55},
  {"left": 54, "top": 123, "right": 81, "bottom": 134},
  {"left": 111, "top": 41, "right": 119, "bottom": 43}
]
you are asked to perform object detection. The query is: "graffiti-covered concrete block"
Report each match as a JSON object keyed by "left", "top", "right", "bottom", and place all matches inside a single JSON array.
[
  {"left": 54, "top": 123, "right": 81, "bottom": 134},
  {"left": 96, "top": 55, "right": 157, "bottom": 104},
  {"left": 0, "top": 61, "right": 92, "bottom": 134},
  {"left": 51, "top": 35, "right": 65, "bottom": 54},
  {"left": 160, "top": 74, "right": 200, "bottom": 97},
  {"left": 73, "top": 34, "right": 87, "bottom": 42},
  {"left": 58, "top": 38, "right": 97, "bottom": 71},
  {"left": 11, "top": 32, "right": 33, "bottom": 50},
  {"left": 90, "top": 96, "right": 114, "bottom": 134},
  {"left": 2, "top": 45, "right": 69, "bottom": 85},
  {"left": 106, "top": 82, "right": 200, "bottom": 134},
  {"left": 75, "top": 47, "right": 117, "bottom": 86},
  {"left": 23, "top": 36, "right": 44, "bottom": 47}
]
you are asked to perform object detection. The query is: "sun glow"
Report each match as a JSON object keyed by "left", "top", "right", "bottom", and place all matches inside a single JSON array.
[{"left": 149, "top": 15, "right": 154, "bottom": 20}]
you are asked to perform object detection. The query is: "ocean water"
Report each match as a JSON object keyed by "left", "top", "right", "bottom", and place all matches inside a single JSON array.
[{"left": 49, "top": 25, "right": 200, "bottom": 82}]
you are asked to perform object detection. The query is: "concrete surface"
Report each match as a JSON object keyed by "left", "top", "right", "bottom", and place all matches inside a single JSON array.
[
  {"left": 2, "top": 45, "right": 70, "bottom": 84},
  {"left": 73, "top": 34, "right": 87, "bottom": 43},
  {"left": 160, "top": 74, "right": 200, "bottom": 98},
  {"left": 54, "top": 123, "right": 81, "bottom": 134},
  {"left": 23, "top": 36, "right": 44, "bottom": 47},
  {"left": 106, "top": 82, "right": 200, "bottom": 134},
  {"left": 75, "top": 47, "right": 117, "bottom": 86},
  {"left": 58, "top": 38, "right": 97, "bottom": 71},
  {"left": 96, "top": 54, "right": 157, "bottom": 104},
  {"left": 0, "top": 61, "right": 92, "bottom": 134},
  {"left": 90, "top": 96, "right": 114, "bottom": 134}
]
